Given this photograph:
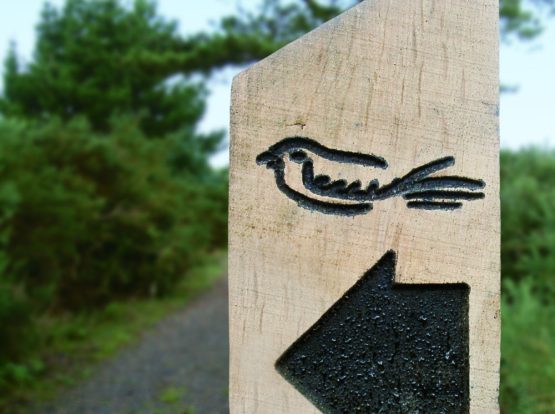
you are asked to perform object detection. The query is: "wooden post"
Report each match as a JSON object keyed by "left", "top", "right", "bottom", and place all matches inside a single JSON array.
[{"left": 229, "top": 0, "right": 499, "bottom": 412}]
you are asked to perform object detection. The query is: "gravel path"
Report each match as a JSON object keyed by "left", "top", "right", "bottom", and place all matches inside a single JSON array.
[{"left": 35, "top": 278, "right": 229, "bottom": 414}]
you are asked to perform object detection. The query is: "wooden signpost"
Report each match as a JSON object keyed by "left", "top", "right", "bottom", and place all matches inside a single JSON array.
[{"left": 229, "top": 0, "right": 499, "bottom": 412}]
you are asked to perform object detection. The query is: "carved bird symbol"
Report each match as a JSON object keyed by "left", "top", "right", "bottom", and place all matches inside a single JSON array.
[{"left": 256, "top": 137, "right": 485, "bottom": 216}]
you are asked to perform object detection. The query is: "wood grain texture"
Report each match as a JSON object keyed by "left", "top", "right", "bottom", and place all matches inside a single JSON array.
[{"left": 229, "top": 0, "right": 499, "bottom": 412}]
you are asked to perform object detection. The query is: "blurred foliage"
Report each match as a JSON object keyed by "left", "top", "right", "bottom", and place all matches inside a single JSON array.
[
  {"left": 0, "top": 118, "right": 227, "bottom": 390},
  {"left": 501, "top": 148, "right": 555, "bottom": 303},
  {"left": 501, "top": 279, "right": 555, "bottom": 413},
  {"left": 500, "top": 148, "right": 555, "bottom": 413},
  {"left": 0, "top": 118, "right": 227, "bottom": 310},
  {"left": 500, "top": 0, "right": 555, "bottom": 40},
  {"left": 1, "top": 0, "right": 215, "bottom": 142},
  {"left": 0, "top": 0, "right": 229, "bottom": 393}
]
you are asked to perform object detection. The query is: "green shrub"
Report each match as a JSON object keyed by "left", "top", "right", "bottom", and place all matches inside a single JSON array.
[
  {"left": 500, "top": 147, "right": 555, "bottom": 413},
  {"left": 0, "top": 118, "right": 226, "bottom": 310},
  {"left": 0, "top": 281, "right": 41, "bottom": 392},
  {"left": 0, "top": 283, "right": 33, "bottom": 362},
  {"left": 501, "top": 279, "right": 555, "bottom": 413},
  {"left": 501, "top": 148, "right": 555, "bottom": 302}
]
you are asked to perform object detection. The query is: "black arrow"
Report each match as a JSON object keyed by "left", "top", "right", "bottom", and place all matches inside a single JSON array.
[{"left": 275, "top": 251, "right": 470, "bottom": 414}]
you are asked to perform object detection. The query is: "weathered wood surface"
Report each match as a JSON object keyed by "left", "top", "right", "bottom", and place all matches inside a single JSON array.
[{"left": 229, "top": 0, "right": 499, "bottom": 412}]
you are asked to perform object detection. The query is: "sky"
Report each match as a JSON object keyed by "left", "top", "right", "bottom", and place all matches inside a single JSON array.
[{"left": 0, "top": 0, "right": 554, "bottom": 166}]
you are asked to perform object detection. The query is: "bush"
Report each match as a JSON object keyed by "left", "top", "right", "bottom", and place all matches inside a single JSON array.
[
  {"left": 501, "top": 279, "right": 555, "bottom": 413},
  {"left": 0, "top": 283, "right": 33, "bottom": 363},
  {"left": 0, "top": 118, "right": 227, "bottom": 310},
  {"left": 0, "top": 182, "right": 37, "bottom": 390},
  {"left": 0, "top": 117, "right": 227, "bottom": 390},
  {"left": 501, "top": 148, "right": 555, "bottom": 302},
  {"left": 500, "top": 147, "right": 555, "bottom": 413}
]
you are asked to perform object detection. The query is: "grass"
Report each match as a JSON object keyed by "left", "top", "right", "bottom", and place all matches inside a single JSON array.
[
  {"left": 0, "top": 251, "right": 226, "bottom": 413},
  {"left": 158, "top": 386, "right": 185, "bottom": 404}
]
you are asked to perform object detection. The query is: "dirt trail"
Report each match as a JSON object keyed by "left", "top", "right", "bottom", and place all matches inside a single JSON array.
[{"left": 34, "top": 279, "right": 229, "bottom": 414}]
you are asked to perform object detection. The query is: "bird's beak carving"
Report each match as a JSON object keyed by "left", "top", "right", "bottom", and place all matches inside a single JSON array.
[
  {"left": 256, "top": 151, "right": 279, "bottom": 168},
  {"left": 255, "top": 151, "right": 275, "bottom": 165},
  {"left": 256, "top": 151, "right": 284, "bottom": 170}
]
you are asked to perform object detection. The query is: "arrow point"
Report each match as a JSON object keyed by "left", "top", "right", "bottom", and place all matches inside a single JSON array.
[{"left": 361, "top": 250, "right": 397, "bottom": 290}]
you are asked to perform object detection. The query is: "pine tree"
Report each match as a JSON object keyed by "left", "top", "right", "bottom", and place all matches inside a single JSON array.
[{"left": 1, "top": 0, "right": 215, "bottom": 145}]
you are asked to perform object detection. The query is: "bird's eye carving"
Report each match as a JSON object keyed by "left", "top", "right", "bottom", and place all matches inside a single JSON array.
[
  {"left": 256, "top": 137, "right": 486, "bottom": 216},
  {"left": 289, "top": 150, "right": 308, "bottom": 163}
]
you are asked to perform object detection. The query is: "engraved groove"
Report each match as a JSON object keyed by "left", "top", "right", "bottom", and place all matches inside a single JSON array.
[{"left": 257, "top": 137, "right": 486, "bottom": 216}]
